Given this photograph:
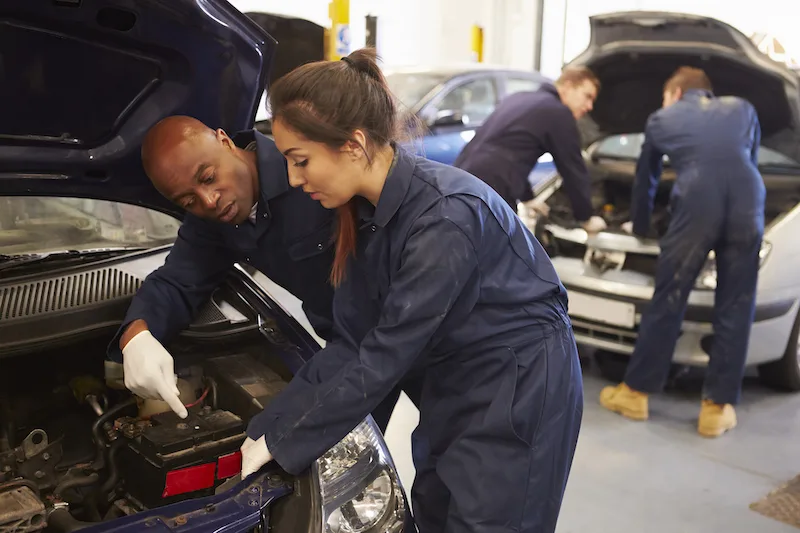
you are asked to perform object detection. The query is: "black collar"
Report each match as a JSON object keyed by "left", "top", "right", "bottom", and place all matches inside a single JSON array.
[
  {"left": 232, "top": 129, "right": 290, "bottom": 203},
  {"left": 372, "top": 146, "right": 415, "bottom": 227}
]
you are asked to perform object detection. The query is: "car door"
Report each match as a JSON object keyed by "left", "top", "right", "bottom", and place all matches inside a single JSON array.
[{"left": 419, "top": 75, "right": 499, "bottom": 165}]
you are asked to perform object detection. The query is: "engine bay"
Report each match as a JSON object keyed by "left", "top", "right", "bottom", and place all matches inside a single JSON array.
[
  {"left": 0, "top": 332, "right": 290, "bottom": 533},
  {"left": 544, "top": 176, "right": 673, "bottom": 239},
  {"left": 543, "top": 169, "right": 800, "bottom": 240}
]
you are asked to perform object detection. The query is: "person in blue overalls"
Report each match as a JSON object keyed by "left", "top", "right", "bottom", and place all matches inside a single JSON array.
[
  {"left": 600, "top": 67, "right": 765, "bottom": 438},
  {"left": 238, "top": 47, "right": 584, "bottom": 533},
  {"left": 454, "top": 67, "right": 607, "bottom": 234},
  {"left": 109, "top": 115, "right": 411, "bottom": 432}
]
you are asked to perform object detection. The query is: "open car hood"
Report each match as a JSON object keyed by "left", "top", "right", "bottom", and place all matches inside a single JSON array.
[
  {"left": 569, "top": 11, "right": 800, "bottom": 160},
  {"left": 0, "top": 0, "right": 276, "bottom": 219}
]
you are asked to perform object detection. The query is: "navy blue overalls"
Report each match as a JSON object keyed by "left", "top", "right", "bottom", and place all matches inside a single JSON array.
[
  {"left": 625, "top": 90, "right": 765, "bottom": 405},
  {"left": 106, "top": 130, "right": 409, "bottom": 431},
  {"left": 454, "top": 84, "right": 594, "bottom": 221},
  {"left": 246, "top": 146, "right": 584, "bottom": 532}
]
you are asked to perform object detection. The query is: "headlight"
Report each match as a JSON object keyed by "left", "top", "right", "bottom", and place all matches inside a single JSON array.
[
  {"left": 694, "top": 240, "right": 772, "bottom": 290},
  {"left": 316, "top": 421, "right": 406, "bottom": 533}
]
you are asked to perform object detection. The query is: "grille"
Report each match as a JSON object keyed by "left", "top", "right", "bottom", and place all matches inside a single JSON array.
[
  {"left": 571, "top": 319, "right": 639, "bottom": 350},
  {"left": 191, "top": 299, "right": 228, "bottom": 326},
  {"left": 0, "top": 268, "right": 142, "bottom": 321},
  {"left": 551, "top": 235, "right": 658, "bottom": 276}
]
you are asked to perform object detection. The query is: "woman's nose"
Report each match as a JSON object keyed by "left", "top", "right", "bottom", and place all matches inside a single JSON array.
[{"left": 287, "top": 167, "right": 305, "bottom": 188}]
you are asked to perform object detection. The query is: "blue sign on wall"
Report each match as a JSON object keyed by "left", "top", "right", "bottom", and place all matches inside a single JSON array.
[{"left": 335, "top": 24, "right": 351, "bottom": 57}]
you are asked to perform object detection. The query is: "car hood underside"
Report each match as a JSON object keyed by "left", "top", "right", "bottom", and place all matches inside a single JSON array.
[
  {"left": 0, "top": 1, "right": 276, "bottom": 219},
  {"left": 569, "top": 12, "right": 800, "bottom": 160}
]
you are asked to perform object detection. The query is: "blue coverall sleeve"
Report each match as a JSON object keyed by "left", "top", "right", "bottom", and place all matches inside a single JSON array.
[
  {"left": 630, "top": 116, "right": 665, "bottom": 237},
  {"left": 246, "top": 213, "right": 480, "bottom": 475},
  {"left": 107, "top": 217, "right": 233, "bottom": 361},
  {"left": 543, "top": 106, "right": 594, "bottom": 222}
]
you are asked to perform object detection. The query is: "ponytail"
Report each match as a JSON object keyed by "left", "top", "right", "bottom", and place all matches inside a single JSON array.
[{"left": 331, "top": 200, "right": 358, "bottom": 287}]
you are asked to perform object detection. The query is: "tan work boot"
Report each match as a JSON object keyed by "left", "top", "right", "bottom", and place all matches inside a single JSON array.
[
  {"left": 599, "top": 383, "right": 649, "bottom": 421},
  {"left": 697, "top": 400, "right": 737, "bottom": 438}
]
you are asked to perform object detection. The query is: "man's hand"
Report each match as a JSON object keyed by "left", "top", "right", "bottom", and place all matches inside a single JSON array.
[
  {"left": 241, "top": 436, "right": 273, "bottom": 478},
  {"left": 524, "top": 197, "right": 550, "bottom": 218},
  {"left": 122, "top": 329, "right": 188, "bottom": 418},
  {"left": 582, "top": 216, "right": 607, "bottom": 235},
  {"left": 621, "top": 221, "right": 634, "bottom": 235}
]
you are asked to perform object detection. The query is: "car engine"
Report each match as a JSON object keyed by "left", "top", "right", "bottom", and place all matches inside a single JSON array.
[
  {"left": 0, "top": 343, "right": 288, "bottom": 533},
  {"left": 544, "top": 177, "right": 673, "bottom": 238}
]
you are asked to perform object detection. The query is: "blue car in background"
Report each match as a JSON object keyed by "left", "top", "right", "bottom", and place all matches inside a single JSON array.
[
  {"left": 385, "top": 66, "right": 558, "bottom": 187},
  {"left": 0, "top": 1, "right": 410, "bottom": 532}
]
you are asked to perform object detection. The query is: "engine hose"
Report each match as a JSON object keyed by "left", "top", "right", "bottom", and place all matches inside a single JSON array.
[
  {"left": 0, "top": 478, "right": 41, "bottom": 497},
  {"left": 207, "top": 377, "right": 219, "bottom": 410},
  {"left": 91, "top": 398, "right": 136, "bottom": 470},
  {"left": 48, "top": 508, "right": 94, "bottom": 533},
  {"left": 99, "top": 441, "right": 124, "bottom": 495},
  {"left": 53, "top": 473, "right": 100, "bottom": 500}
]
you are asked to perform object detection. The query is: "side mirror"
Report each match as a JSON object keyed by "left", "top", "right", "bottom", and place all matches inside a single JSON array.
[{"left": 428, "top": 110, "right": 468, "bottom": 128}]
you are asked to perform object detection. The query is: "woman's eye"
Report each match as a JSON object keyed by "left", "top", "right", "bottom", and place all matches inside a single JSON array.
[
  {"left": 184, "top": 198, "right": 195, "bottom": 209},
  {"left": 294, "top": 160, "right": 308, "bottom": 168},
  {"left": 204, "top": 174, "right": 215, "bottom": 184}
]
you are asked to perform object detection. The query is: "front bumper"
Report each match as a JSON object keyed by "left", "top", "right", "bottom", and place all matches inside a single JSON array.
[
  {"left": 77, "top": 470, "right": 292, "bottom": 533},
  {"left": 553, "top": 256, "right": 797, "bottom": 367}
]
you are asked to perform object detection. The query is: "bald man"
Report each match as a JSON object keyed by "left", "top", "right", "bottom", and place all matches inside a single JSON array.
[{"left": 109, "top": 117, "right": 337, "bottom": 417}]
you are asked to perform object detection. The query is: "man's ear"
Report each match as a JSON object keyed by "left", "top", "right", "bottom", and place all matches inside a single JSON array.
[{"left": 216, "top": 128, "right": 233, "bottom": 150}]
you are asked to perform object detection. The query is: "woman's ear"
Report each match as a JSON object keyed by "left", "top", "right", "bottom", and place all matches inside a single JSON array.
[{"left": 343, "top": 130, "right": 369, "bottom": 161}]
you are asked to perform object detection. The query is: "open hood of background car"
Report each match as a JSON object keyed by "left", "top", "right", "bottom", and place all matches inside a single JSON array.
[
  {"left": 244, "top": 11, "right": 325, "bottom": 128},
  {"left": 0, "top": 0, "right": 276, "bottom": 219},
  {"left": 569, "top": 11, "right": 800, "bottom": 160}
]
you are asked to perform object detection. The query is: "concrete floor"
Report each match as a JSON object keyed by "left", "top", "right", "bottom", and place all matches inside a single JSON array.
[{"left": 384, "top": 358, "right": 800, "bottom": 532}]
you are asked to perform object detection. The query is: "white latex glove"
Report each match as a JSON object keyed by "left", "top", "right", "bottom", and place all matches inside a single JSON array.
[
  {"left": 122, "top": 330, "right": 188, "bottom": 418},
  {"left": 621, "top": 221, "right": 634, "bottom": 235},
  {"left": 582, "top": 215, "right": 608, "bottom": 235},
  {"left": 241, "top": 436, "right": 273, "bottom": 478}
]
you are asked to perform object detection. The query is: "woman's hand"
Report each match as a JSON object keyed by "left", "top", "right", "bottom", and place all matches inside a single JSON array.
[{"left": 240, "top": 436, "right": 274, "bottom": 478}]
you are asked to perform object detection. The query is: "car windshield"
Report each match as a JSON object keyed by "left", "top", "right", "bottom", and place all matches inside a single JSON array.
[
  {"left": 0, "top": 197, "right": 180, "bottom": 256},
  {"left": 593, "top": 133, "right": 800, "bottom": 169},
  {"left": 386, "top": 72, "right": 449, "bottom": 110}
]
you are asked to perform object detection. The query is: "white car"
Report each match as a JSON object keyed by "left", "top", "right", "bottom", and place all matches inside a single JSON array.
[{"left": 530, "top": 11, "right": 800, "bottom": 391}]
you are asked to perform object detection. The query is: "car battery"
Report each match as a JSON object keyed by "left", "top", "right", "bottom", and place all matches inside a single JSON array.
[
  {"left": 203, "top": 354, "right": 287, "bottom": 422},
  {"left": 118, "top": 408, "right": 245, "bottom": 509}
]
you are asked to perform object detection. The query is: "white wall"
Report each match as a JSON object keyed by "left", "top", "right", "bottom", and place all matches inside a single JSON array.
[
  {"left": 230, "top": 0, "right": 800, "bottom": 78},
  {"left": 228, "top": 0, "right": 543, "bottom": 69}
]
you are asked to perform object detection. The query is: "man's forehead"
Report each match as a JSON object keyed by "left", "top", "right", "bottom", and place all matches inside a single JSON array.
[{"left": 152, "top": 142, "right": 210, "bottom": 189}]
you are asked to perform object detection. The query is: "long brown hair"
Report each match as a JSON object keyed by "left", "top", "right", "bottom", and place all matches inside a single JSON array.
[{"left": 268, "top": 47, "right": 401, "bottom": 286}]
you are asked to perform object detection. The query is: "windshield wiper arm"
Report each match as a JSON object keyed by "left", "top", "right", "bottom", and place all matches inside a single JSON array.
[{"left": 0, "top": 247, "right": 147, "bottom": 273}]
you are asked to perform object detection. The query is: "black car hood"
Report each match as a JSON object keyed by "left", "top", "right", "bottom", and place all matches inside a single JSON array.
[
  {"left": 0, "top": 0, "right": 276, "bottom": 219},
  {"left": 569, "top": 11, "right": 800, "bottom": 159}
]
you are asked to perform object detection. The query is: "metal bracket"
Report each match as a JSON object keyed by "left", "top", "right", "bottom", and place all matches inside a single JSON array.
[{"left": 21, "top": 431, "right": 47, "bottom": 460}]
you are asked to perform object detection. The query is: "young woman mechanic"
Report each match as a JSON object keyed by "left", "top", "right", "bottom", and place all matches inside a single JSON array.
[{"left": 239, "top": 48, "right": 584, "bottom": 533}]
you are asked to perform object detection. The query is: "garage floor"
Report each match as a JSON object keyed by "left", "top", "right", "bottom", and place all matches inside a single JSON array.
[{"left": 385, "top": 357, "right": 800, "bottom": 532}]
